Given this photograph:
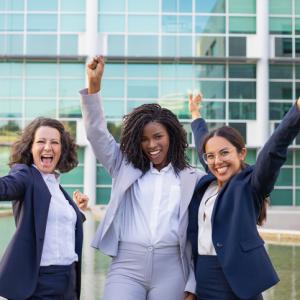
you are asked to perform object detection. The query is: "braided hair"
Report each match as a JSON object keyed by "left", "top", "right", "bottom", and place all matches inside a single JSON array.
[{"left": 120, "top": 103, "right": 190, "bottom": 174}]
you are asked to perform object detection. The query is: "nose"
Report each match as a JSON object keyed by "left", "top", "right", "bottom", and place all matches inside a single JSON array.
[
  {"left": 214, "top": 154, "right": 223, "bottom": 164},
  {"left": 148, "top": 139, "right": 157, "bottom": 149},
  {"left": 44, "top": 141, "right": 52, "bottom": 151}
]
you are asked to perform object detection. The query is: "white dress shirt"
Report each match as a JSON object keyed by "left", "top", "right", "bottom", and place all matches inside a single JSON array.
[
  {"left": 38, "top": 170, "right": 78, "bottom": 266},
  {"left": 198, "top": 181, "right": 219, "bottom": 255},
  {"left": 120, "top": 163, "right": 181, "bottom": 246}
]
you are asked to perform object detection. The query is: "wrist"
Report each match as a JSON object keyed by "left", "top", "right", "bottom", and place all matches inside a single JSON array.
[{"left": 88, "top": 81, "right": 101, "bottom": 94}]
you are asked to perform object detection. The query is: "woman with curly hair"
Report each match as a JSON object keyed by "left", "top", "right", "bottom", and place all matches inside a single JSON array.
[
  {"left": 0, "top": 117, "right": 88, "bottom": 299},
  {"left": 79, "top": 56, "right": 205, "bottom": 300}
]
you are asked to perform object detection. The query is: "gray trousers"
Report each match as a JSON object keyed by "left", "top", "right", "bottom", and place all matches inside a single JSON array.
[{"left": 103, "top": 242, "right": 186, "bottom": 300}]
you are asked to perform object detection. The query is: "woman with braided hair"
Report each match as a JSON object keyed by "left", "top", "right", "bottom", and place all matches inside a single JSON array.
[{"left": 79, "top": 56, "right": 205, "bottom": 300}]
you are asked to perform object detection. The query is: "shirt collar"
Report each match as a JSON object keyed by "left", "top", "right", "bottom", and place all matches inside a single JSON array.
[
  {"left": 32, "top": 164, "right": 60, "bottom": 183},
  {"left": 150, "top": 162, "right": 173, "bottom": 174}
]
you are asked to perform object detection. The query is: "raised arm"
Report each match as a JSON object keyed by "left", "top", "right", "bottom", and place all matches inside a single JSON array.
[
  {"left": 251, "top": 98, "right": 300, "bottom": 197},
  {"left": 189, "top": 93, "right": 209, "bottom": 170},
  {"left": 80, "top": 56, "right": 123, "bottom": 176}
]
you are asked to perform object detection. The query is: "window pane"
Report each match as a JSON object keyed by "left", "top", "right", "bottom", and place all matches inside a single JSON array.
[
  {"left": 297, "top": 150, "right": 300, "bottom": 164},
  {"left": 97, "top": 166, "right": 112, "bottom": 184},
  {"left": 269, "top": 82, "right": 293, "bottom": 100},
  {"left": 103, "top": 100, "right": 124, "bottom": 118},
  {"left": 128, "top": 16, "right": 159, "bottom": 33},
  {"left": 276, "top": 168, "right": 293, "bottom": 186},
  {"left": 229, "top": 17, "right": 256, "bottom": 34},
  {"left": 26, "top": 62, "right": 57, "bottom": 76},
  {"left": 0, "top": 14, "right": 24, "bottom": 31},
  {"left": 179, "top": 0, "right": 192, "bottom": 12},
  {"left": 101, "top": 79, "right": 124, "bottom": 97},
  {"left": 296, "top": 1, "right": 300, "bottom": 15},
  {"left": 275, "top": 38, "right": 292, "bottom": 57},
  {"left": 202, "top": 102, "right": 225, "bottom": 119},
  {"left": 0, "top": 99, "right": 22, "bottom": 117},
  {"left": 59, "top": 99, "right": 81, "bottom": 118},
  {"left": 229, "top": 82, "right": 256, "bottom": 99},
  {"left": 162, "top": 16, "right": 177, "bottom": 33},
  {"left": 229, "top": 123, "right": 247, "bottom": 141},
  {"left": 269, "top": 103, "right": 293, "bottom": 120},
  {"left": 128, "top": 80, "right": 158, "bottom": 98},
  {"left": 60, "top": 166, "right": 83, "bottom": 184},
  {"left": 245, "top": 149, "right": 257, "bottom": 165},
  {"left": 0, "top": 62, "right": 22, "bottom": 76},
  {"left": 25, "top": 79, "right": 57, "bottom": 97},
  {"left": 295, "top": 38, "right": 300, "bottom": 57},
  {"left": 178, "top": 16, "right": 192, "bottom": 33},
  {"left": 27, "top": 35, "right": 57, "bottom": 55},
  {"left": 229, "top": 37, "right": 246, "bottom": 56},
  {"left": 60, "top": 35, "right": 78, "bottom": 55},
  {"left": 229, "top": 0, "right": 256, "bottom": 13},
  {"left": 27, "top": 14, "right": 57, "bottom": 31},
  {"left": 61, "top": 0, "right": 85, "bottom": 11},
  {"left": 107, "top": 35, "right": 125, "bottom": 56},
  {"left": 59, "top": 79, "right": 84, "bottom": 97},
  {"left": 195, "top": 0, "right": 225, "bottom": 13},
  {"left": 178, "top": 36, "right": 192, "bottom": 56},
  {"left": 195, "top": 64, "right": 225, "bottom": 78},
  {"left": 99, "top": 0, "right": 125, "bottom": 12},
  {"left": 195, "top": 36, "right": 225, "bottom": 57},
  {"left": 297, "top": 190, "right": 300, "bottom": 206},
  {"left": 229, "top": 102, "right": 256, "bottom": 120},
  {"left": 99, "top": 15, "right": 125, "bottom": 33},
  {"left": 198, "top": 81, "right": 225, "bottom": 98},
  {"left": 270, "top": 189, "right": 293, "bottom": 205},
  {"left": 0, "top": 0, "right": 24, "bottom": 10},
  {"left": 295, "top": 19, "right": 300, "bottom": 35},
  {"left": 25, "top": 99, "right": 56, "bottom": 118},
  {"left": 270, "top": 18, "right": 292, "bottom": 34},
  {"left": 162, "top": 0, "right": 177, "bottom": 12},
  {"left": 229, "top": 64, "right": 256, "bottom": 78},
  {"left": 104, "top": 63, "right": 125, "bottom": 77},
  {"left": 128, "top": 0, "right": 159, "bottom": 12},
  {"left": 195, "top": 16, "right": 225, "bottom": 33},
  {"left": 60, "top": 14, "right": 85, "bottom": 32},
  {"left": 269, "top": 0, "right": 292, "bottom": 14},
  {"left": 162, "top": 36, "right": 176, "bottom": 56},
  {"left": 127, "top": 64, "right": 158, "bottom": 78},
  {"left": 269, "top": 64, "right": 292, "bottom": 79},
  {"left": 1, "top": 34, "right": 23, "bottom": 55},
  {"left": 59, "top": 63, "right": 84, "bottom": 76},
  {"left": 27, "top": 0, "right": 58, "bottom": 11},
  {"left": 128, "top": 36, "right": 158, "bottom": 56},
  {"left": 0, "top": 79, "right": 22, "bottom": 97},
  {"left": 96, "top": 188, "right": 111, "bottom": 204}
]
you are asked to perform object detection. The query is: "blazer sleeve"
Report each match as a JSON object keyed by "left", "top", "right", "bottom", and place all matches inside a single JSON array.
[
  {"left": 0, "top": 164, "right": 30, "bottom": 201},
  {"left": 184, "top": 240, "right": 196, "bottom": 294},
  {"left": 251, "top": 103, "right": 300, "bottom": 198},
  {"left": 79, "top": 88, "right": 124, "bottom": 177},
  {"left": 191, "top": 118, "right": 209, "bottom": 171}
]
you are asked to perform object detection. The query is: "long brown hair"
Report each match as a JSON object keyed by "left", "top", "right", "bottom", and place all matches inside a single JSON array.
[
  {"left": 202, "top": 126, "right": 268, "bottom": 225},
  {"left": 9, "top": 117, "right": 78, "bottom": 173}
]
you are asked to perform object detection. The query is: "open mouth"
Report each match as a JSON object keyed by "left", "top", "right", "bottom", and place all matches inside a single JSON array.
[
  {"left": 215, "top": 166, "right": 228, "bottom": 175},
  {"left": 41, "top": 156, "right": 54, "bottom": 166},
  {"left": 148, "top": 150, "right": 160, "bottom": 159}
]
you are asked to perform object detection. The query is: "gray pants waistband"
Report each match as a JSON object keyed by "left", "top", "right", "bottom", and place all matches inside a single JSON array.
[{"left": 118, "top": 241, "right": 180, "bottom": 254}]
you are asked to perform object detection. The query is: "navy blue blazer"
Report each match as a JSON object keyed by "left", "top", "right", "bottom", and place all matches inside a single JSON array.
[
  {"left": 188, "top": 103, "right": 300, "bottom": 299},
  {"left": 0, "top": 164, "right": 84, "bottom": 300}
]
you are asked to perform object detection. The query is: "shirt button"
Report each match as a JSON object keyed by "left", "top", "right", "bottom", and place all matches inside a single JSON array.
[{"left": 148, "top": 246, "right": 153, "bottom": 251}]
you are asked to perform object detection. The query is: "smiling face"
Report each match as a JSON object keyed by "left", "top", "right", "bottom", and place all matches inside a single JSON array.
[
  {"left": 141, "top": 121, "right": 170, "bottom": 171},
  {"left": 31, "top": 126, "right": 62, "bottom": 174},
  {"left": 204, "top": 136, "right": 247, "bottom": 188}
]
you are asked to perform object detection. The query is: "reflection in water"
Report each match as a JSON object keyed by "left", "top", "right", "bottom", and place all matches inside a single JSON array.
[{"left": 0, "top": 214, "right": 299, "bottom": 300}]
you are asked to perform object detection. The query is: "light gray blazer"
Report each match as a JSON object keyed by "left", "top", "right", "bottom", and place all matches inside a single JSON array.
[{"left": 80, "top": 89, "right": 204, "bottom": 293}]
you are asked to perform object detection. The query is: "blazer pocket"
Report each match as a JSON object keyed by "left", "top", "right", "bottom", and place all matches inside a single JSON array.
[{"left": 240, "top": 237, "right": 265, "bottom": 252}]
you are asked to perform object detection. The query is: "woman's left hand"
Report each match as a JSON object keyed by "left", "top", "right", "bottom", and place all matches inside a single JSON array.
[
  {"left": 73, "top": 190, "right": 89, "bottom": 211},
  {"left": 184, "top": 292, "right": 196, "bottom": 300},
  {"left": 297, "top": 97, "right": 300, "bottom": 110}
]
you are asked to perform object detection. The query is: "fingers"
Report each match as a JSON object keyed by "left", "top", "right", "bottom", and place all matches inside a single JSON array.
[
  {"left": 87, "top": 55, "right": 104, "bottom": 70},
  {"left": 73, "top": 190, "right": 89, "bottom": 211}
]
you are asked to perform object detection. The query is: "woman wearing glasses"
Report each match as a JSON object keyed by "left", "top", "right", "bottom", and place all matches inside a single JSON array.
[{"left": 188, "top": 94, "right": 300, "bottom": 299}]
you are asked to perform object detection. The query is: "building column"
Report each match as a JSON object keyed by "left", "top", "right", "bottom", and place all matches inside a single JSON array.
[{"left": 256, "top": 0, "right": 269, "bottom": 146}]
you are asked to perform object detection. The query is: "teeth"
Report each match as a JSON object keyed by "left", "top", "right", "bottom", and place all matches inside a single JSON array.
[
  {"left": 149, "top": 150, "right": 160, "bottom": 155},
  {"left": 217, "top": 166, "right": 228, "bottom": 174}
]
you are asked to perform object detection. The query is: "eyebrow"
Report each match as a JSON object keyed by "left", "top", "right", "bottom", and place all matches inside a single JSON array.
[{"left": 206, "top": 147, "right": 231, "bottom": 154}]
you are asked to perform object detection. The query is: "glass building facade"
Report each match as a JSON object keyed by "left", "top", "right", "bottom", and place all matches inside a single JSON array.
[{"left": 0, "top": 0, "right": 299, "bottom": 206}]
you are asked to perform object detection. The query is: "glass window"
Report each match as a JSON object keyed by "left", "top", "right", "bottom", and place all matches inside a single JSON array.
[
  {"left": 128, "top": 35, "right": 158, "bottom": 56},
  {"left": 104, "top": 63, "right": 125, "bottom": 77},
  {"left": 103, "top": 100, "right": 124, "bottom": 118},
  {"left": 59, "top": 99, "right": 81, "bottom": 118},
  {"left": 1, "top": 35, "right": 23, "bottom": 55},
  {"left": 195, "top": 0, "right": 225, "bottom": 13},
  {"left": 0, "top": 0, "right": 24, "bottom": 10},
  {"left": 27, "top": 35, "right": 57, "bottom": 55},
  {"left": 60, "top": 166, "right": 84, "bottom": 184},
  {"left": 179, "top": 0, "right": 192, "bottom": 12},
  {"left": 295, "top": 19, "right": 300, "bottom": 35},
  {"left": 296, "top": 1, "right": 300, "bottom": 15},
  {"left": 229, "top": 17, "right": 256, "bottom": 34},
  {"left": 269, "top": 103, "right": 293, "bottom": 120},
  {"left": 160, "top": 80, "right": 191, "bottom": 98},
  {"left": 61, "top": 0, "right": 85, "bottom": 11},
  {"left": 162, "top": 16, "right": 177, "bottom": 33},
  {"left": 202, "top": 102, "right": 225, "bottom": 119},
  {"left": 101, "top": 79, "right": 124, "bottom": 97},
  {"left": 162, "top": 0, "right": 177, "bottom": 12},
  {"left": 128, "top": 80, "right": 158, "bottom": 99},
  {"left": 25, "top": 99, "right": 57, "bottom": 118},
  {"left": 0, "top": 79, "right": 22, "bottom": 97},
  {"left": 128, "top": 16, "right": 159, "bottom": 33},
  {"left": 97, "top": 166, "right": 112, "bottom": 184},
  {"left": 162, "top": 36, "right": 176, "bottom": 56},
  {"left": 270, "top": 18, "right": 292, "bottom": 35},
  {"left": 229, "top": 82, "right": 256, "bottom": 99},
  {"left": 296, "top": 150, "right": 300, "bottom": 164},
  {"left": 27, "top": 0, "right": 58, "bottom": 11},
  {"left": 195, "top": 36, "right": 225, "bottom": 57},
  {"left": 229, "top": 0, "right": 256, "bottom": 13},
  {"left": 160, "top": 64, "right": 194, "bottom": 78},
  {"left": 270, "top": 189, "right": 293, "bottom": 205},
  {"left": 96, "top": 187, "right": 111, "bottom": 204},
  {"left": 127, "top": 100, "right": 158, "bottom": 112},
  {"left": 99, "top": 0, "right": 125, "bottom": 12},
  {"left": 229, "top": 64, "right": 256, "bottom": 78},
  {"left": 269, "top": 82, "right": 293, "bottom": 100},
  {"left": 229, "top": 102, "right": 256, "bottom": 120},
  {"left": 295, "top": 38, "right": 300, "bottom": 57},
  {"left": 197, "top": 81, "right": 225, "bottom": 99},
  {"left": 276, "top": 168, "right": 293, "bottom": 186},
  {"left": 195, "top": 16, "right": 225, "bottom": 33},
  {"left": 127, "top": 64, "right": 158, "bottom": 78},
  {"left": 245, "top": 149, "right": 257, "bottom": 165},
  {"left": 25, "top": 62, "right": 57, "bottom": 76},
  {"left": 25, "top": 79, "right": 57, "bottom": 97},
  {"left": 269, "top": 0, "right": 292, "bottom": 15},
  {"left": 128, "top": 0, "right": 159, "bottom": 12},
  {"left": 0, "top": 99, "right": 22, "bottom": 117},
  {"left": 0, "top": 14, "right": 24, "bottom": 31},
  {"left": 178, "top": 36, "right": 192, "bottom": 56},
  {"left": 59, "top": 79, "right": 84, "bottom": 97},
  {"left": 269, "top": 64, "right": 292, "bottom": 79},
  {"left": 107, "top": 35, "right": 125, "bottom": 56},
  {"left": 99, "top": 15, "right": 125, "bottom": 33},
  {"left": 60, "top": 35, "right": 78, "bottom": 55},
  {"left": 229, "top": 123, "right": 247, "bottom": 141},
  {"left": 229, "top": 37, "right": 246, "bottom": 56},
  {"left": 60, "top": 14, "right": 85, "bottom": 32},
  {"left": 178, "top": 16, "right": 192, "bottom": 33},
  {"left": 275, "top": 38, "right": 292, "bottom": 57},
  {"left": 195, "top": 64, "right": 225, "bottom": 78},
  {"left": 27, "top": 14, "right": 57, "bottom": 31},
  {"left": 297, "top": 190, "right": 300, "bottom": 206},
  {"left": 0, "top": 62, "right": 22, "bottom": 76}
]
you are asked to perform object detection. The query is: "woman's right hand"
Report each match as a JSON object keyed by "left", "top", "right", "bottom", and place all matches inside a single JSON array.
[
  {"left": 189, "top": 92, "right": 203, "bottom": 120},
  {"left": 87, "top": 55, "right": 105, "bottom": 94}
]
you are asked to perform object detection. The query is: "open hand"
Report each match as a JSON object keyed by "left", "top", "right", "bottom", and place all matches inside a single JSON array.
[{"left": 189, "top": 91, "right": 203, "bottom": 120}]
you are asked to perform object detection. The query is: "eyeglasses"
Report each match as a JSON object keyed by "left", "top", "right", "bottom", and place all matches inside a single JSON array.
[{"left": 202, "top": 148, "right": 234, "bottom": 165}]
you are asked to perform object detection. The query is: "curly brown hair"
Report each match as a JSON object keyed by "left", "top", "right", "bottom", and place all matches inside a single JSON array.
[
  {"left": 9, "top": 117, "right": 78, "bottom": 173},
  {"left": 120, "top": 103, "right": 190, "bottom": 174}
]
